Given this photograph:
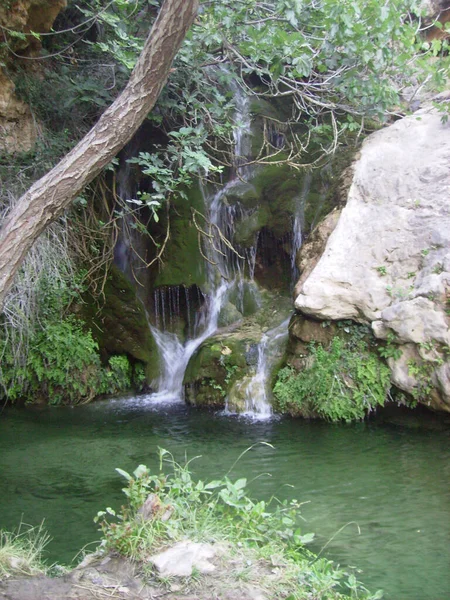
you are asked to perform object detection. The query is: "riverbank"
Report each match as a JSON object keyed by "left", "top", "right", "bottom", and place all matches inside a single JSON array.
[
  {"left": 0, "top": 452, "right": 382, "bottom": 600},
  {"left": 0, "top": 544, "right": 379, "bottom": 600}
]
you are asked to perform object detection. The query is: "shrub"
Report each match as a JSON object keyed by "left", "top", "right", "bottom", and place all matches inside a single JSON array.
[
  {"left": 102, "top": 355, "right": 132, "bottom": 395},
  {"left": 1, "top": 318, "right": 103, "bottom": 405},
  {"left": 23, "top": 318, "right": 103, "bottom": 405},
  {"left": 273, "top": 337, "right": 391, "bottom": 422}
]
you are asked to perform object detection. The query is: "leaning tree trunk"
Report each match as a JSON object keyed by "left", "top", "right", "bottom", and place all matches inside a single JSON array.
[{"left": 0, "top": 0, "right": 198, "bottom": 309}]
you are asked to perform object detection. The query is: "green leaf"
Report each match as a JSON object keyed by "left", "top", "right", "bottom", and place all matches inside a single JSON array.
[
  {"left": 115, "top": 468, "right": 132, "bottom": 481},
  {"left": 133, "top": 465, "right": 148, "bottom": 479}
]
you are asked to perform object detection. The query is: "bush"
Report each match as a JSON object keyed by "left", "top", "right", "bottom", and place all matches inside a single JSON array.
[
  {"left": 20, "top": 318, "right": 102, "bottom": 405},
  {"left": 273, "top": 337, "right": 391, "bottom": 422},
  {"left": 0, "top": 320, "right": 140, "bottom": 405},
  {"left": 101, "top": 355, "right": 132, "bottom": 395}
]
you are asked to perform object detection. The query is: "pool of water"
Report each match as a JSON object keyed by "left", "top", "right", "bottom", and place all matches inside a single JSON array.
[{"left": 0, "top": 398, "right": 449, "bottom": 599}]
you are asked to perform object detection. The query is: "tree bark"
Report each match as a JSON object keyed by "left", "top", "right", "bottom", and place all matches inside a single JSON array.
[{"left": 0, "top": 0, "right": 198, "bottom": 309}]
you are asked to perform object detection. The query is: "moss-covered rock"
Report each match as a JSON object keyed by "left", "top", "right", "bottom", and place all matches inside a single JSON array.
[
  {"left": 223, "top": 182, "right": 259, "bottom": 208},
  {"left": 184, "top": 337, "right": 249, "bottom": 408},
  {"left": 80, "top": 265, "right": 159, "bottom": 382},
  {"left": 153, "top": 184, "right": 207, "bottom": 289},
  {"left": 184, "top": 290, "right": 292, "bottom": 409},
  {"left": 234, "top": 206, "right": 270, "bottom": 246}
]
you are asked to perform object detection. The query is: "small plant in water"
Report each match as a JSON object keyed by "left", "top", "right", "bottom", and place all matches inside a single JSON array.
[{"left": 273, "top": 337, "right": 390, "bottom": 422}]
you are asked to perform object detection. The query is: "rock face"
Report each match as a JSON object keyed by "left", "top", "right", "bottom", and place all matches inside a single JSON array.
[
  {"left": 0, "top": 70, "right": 37, "bottom": 154},
  {"left": 0, "top": 0, "right": 66, "bottom": 153},
  {"left": 295, "top": 99, "right": 450, "bottom": 412},
  {"left": 420, "top": 1, "right": 450, "bottom": 41}
]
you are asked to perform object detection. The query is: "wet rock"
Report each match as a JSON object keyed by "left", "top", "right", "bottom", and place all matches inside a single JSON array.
[
  {"left": 80, "top": 265, "right": 159, "bottom": 381},
  {"left": 245, "top": 343, "right": 259, "bottom": 366}
]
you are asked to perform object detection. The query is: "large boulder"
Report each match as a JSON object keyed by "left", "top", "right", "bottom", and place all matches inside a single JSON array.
[{"left": 294, "top": 98, "right": 450, "bottom": 412}]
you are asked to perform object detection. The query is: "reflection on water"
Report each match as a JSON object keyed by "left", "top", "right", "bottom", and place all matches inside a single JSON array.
[{"left": 0, "top": 400, "right": 449, "bottom": 600}]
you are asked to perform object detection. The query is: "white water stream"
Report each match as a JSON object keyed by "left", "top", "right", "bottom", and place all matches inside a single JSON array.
[
  {"left": 136, "top": 75, "right": 308, "bottom": 415},
  {"left": 146, "top": 74, "right": 255, "bottom": 404},
  {"left": 225, "top": 318, "right": 290, "bottom": 419}
]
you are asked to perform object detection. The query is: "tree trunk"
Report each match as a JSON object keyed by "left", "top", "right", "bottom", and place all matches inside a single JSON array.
[{"left": 0, "top": 0, "right": 198, "bottom": 309}]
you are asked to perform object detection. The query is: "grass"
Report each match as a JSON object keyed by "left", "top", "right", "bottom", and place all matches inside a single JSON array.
[
  {"left": 94, "top": 447, "right": 384, "bottom": 600},
  {"left": 0, "top": 523, "right": 49, "bottom": 579}
]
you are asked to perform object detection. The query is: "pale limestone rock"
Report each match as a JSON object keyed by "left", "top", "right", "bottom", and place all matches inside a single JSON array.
[
  {"left": 148, "top": 541, "right": 218, "bottom": 577},
  {"left": 295, "top": 102, "right": 450, "bottom": 411},
  {"left": 0, "top": 71, "right": 37, "bottom": 154}
]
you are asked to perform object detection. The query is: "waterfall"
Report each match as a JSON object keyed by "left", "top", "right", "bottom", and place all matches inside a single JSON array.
[
  {"left": 119, "top": 73, "right": 310, "bottom": 415},
  {"left": 147, "top": 281, "right": 229, "bottom": 403},
  {"left": 224, "top": 172, "right": 311, "bottom": 418},
  {"left": 147, "top": 75, "right": 255, "bottom": 403},
  {"left": 291, "top": 171, "right": 312, "bottom": 283},
  {"left": 225, "top": 318, "right": 290, "bottom": 419}
]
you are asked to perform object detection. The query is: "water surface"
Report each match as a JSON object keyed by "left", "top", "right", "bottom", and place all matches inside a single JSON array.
[{"left": 0, "top": 399, "right": 449, "bottom": 600}]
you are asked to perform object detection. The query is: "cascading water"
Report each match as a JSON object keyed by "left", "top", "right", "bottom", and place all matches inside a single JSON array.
[
  {"left": 126, "top": 73, "right": 310, "bottom": 415},
  {"left": 146, "top": 75, "right": 256, "bottom": 403},
  {"left": 147, "top": 281, "right": 229, "bottom": 403},
  {"left": 291, "top": 171, "right": 312, "bottom": 283},
  {"left": 226, "top": 318, "right": 290, "bottom": 419},
  {"left": 225, "top": 174, "right": 312, "bottom": 418}
]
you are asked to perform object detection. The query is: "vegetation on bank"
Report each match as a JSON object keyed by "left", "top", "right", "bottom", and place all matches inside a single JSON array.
[
  {"left": 0, "top": 524, "right": 49, "bottom": 580},
  {"left": 0, "top": 265, "right": 144, "bottom": 404},
  {"left": 0, "top": 449, "right": 384, "bottom": 597},
  {"left": 92, "top": 449, "right": 383, "bottom": 599},
  {"left": 274, "top": 331, "right": 392, "bottom": 422}
]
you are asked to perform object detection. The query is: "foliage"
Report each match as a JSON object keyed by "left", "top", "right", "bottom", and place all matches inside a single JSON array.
[
  {"left": 102, "top": 355, "right": 132, "bottom": 395},
  {"left": 94, "top": 449, "right": 382, "bottom": 599},
  {"left": 1, "top": 318, "right": 102, "bottom": 405},
  {"left": 377, "top": 332, "right": 403, "bottom": 361},
  {"left": 0, "top": 523, "right": 49, "bottom": 579},
  {"left": 274, "top": 337, "right": 391, "bottom": 422},
  {"left": 81, "top": 0, "right": 449, "bottom": 169},
  {"left": 1, "top": 314, "right": 135, "bottom": 405},
  {"left": 132, "top": 362, "right": 147, "bottom": 391}
]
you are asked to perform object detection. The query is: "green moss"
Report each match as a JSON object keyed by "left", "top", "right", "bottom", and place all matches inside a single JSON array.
[
  {"left": 154, "top": 184, "right": 207, "bottom": 288},
  {"left": 234, "top": 206, "right": 270, "bottom": 246},
  {"left": 223, "top": 182, "right": 259, "bottom": 208},
  {"left": 81, "top": 265, "right": 160, "bottom": 381},
  {"left": 184, "top": 336, "right": 250, "bottom": 408}
]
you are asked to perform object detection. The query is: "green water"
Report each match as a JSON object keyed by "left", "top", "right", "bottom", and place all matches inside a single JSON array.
[{"left": 0, "top": 398, "right": 449, "bottom": 599}]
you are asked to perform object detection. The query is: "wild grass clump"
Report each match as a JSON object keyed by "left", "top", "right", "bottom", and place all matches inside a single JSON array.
[
  {"left": 95, "top": 448, "right": 383, "bottom": 600},
  {"left": 0, "top": 524, "right": 49, "bottom": 580},
  {"left": 273, "top": 337, "right": 391, "bottom": 422}
]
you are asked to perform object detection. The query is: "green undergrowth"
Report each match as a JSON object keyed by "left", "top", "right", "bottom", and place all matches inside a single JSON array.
[
  {"left": 273, "top": 337, "right": 391, "bottom": 422},
  {"left": 0, "top": 524, "right": 49, "bottom": 580},
  {"left": 0, "top": 317, "right": 142, "bottom": 406},
  {"left": 95, "top": 448, "right": 383, "bottom": 599}
]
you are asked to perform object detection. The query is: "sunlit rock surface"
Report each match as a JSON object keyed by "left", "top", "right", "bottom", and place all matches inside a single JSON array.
[
  {"left": 295, "top": 98, "right": 450, "bottom": 411},
  {"left": 0, "top": 0, "right": 66, "bottom": 153}
]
